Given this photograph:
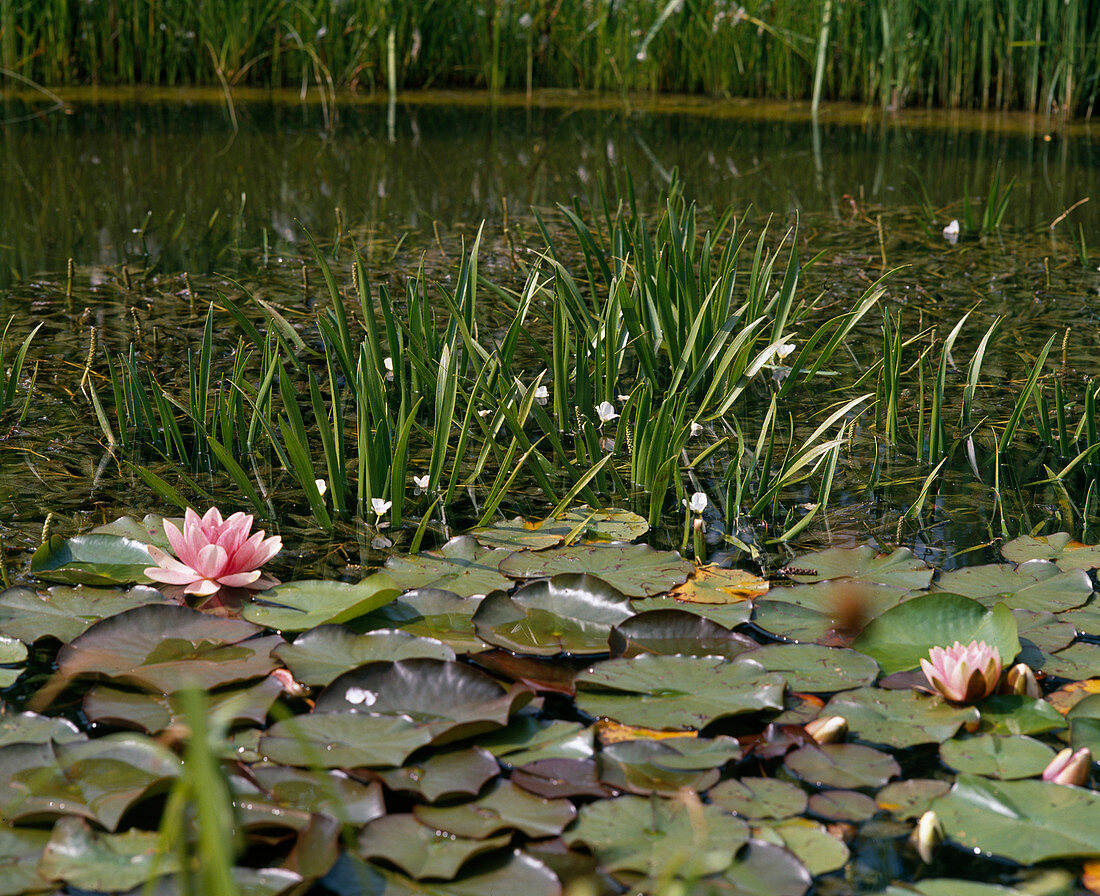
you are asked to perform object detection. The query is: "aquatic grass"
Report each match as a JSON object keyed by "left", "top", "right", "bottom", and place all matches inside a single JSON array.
[{"left": 0, "top": 318, "right": 40, "bottom": 421}]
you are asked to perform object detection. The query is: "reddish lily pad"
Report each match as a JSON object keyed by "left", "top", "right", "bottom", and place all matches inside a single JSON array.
[
  {"left": 414, "top": 779, "right": 576, "bottom": 839},
  {"left": 383, "top": 536, "right": 513, "bottom": 597},
  {"left": 356, "top": 814, "right": 511, "bottom": 880},
  {"left": 472, "top": 574, "right": 634, "bottom": 656},
  {"left": 0, "top": 585, "right": 170, "bottom": 645},
  {"left": 499, "top": 543, "right": 694, "bottom": 597},
  {"left": 574, "top": 655, "right": 785, "bottom": 730},
  {"left": 708, "top": 777, "right": 808, "bottom": 821},
  {"left": 273, "top": 625, "right": 455, "bottom": 686},
  {"left": 784, "top": 743, "right": 900, "bottom": 789},
  {"left": 511, "top": 758, "right": 615, "bottom": 799},
  {"left": 783, "top": 546, "right": 933, "bottom": 589},
  {"left": 821, "top": 687, "right": 980, "bottom": 747}
]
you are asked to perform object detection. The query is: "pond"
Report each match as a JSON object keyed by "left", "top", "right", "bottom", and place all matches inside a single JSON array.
[{"left": 0, "top": 89, "right": 1099, "bottom": 896}]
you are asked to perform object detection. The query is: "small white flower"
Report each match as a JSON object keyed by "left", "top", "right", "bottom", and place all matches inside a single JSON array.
[
  {"left": 777, "top": 342, "right": 796, "bottom": 359},
  {"left": 617, "top": 394, "right": 631, "bottom": 403},
  {"left": 371, "top": 498, "right": 392, "bottom": 516},
  {"left": 690, "top": 421, "right": 703, "bottom": 437},
  {"left": 943, "top": 219, "right": 960, "bottom": 244},
  {"left": 685, "top": 492, "right": 708, "bottom": 514},
  {"left": 534, "top": 384, "right": 549, "bottom": 403},
  {"left": 413, "top": 475, "right": 429, "bottom": 489},
  {"left": 383, "top": 356, "right": 393, "bottom": 372},
  {"left": 596, "top": 401, "right": 619, "bottom": 423},
  {"left": 478, "top": 409, "right": 492, "bottom": 417},
  {"left": 315, "top": 478, "right": 328, "bottom": 497}
]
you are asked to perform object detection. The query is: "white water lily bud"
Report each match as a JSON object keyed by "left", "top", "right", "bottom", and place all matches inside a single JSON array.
[
  {"left": 911, "top": 810, "right": 943, "bottom": 864},
  {"left": 804, "top": 715, "right": 848, "bottom": 744}
]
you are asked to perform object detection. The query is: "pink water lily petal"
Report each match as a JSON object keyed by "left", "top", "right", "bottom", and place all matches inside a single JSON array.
[
  {"left": 193, "top": 543, "right": 229, "bottom": 580},
  {"left": 145, "top": 545, "right": 205, "bottom": 585},
  {"left": 217, "top": 569, "right": 263, "bottom": 588}
]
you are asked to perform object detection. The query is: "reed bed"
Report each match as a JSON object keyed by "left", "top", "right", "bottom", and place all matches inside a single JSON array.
[{"left": 2, "top": 0, "right": 1099, "bottom": 114}]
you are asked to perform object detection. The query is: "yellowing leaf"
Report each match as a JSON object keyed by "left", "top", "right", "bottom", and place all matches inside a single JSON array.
[
  {"left": 595, "top": 719, "right": 698, "bottom": 745},
  {"left": 1048, "top": 679, "right": 1100, "bottom": 715},
  {"left": 670, "top": 566, "right": 769, "bottom": 605}
]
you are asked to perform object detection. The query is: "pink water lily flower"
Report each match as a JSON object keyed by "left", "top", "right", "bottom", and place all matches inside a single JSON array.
[
  {"left": 144, "top": 507, "right": 281, "bottom": 597},
  {"left": 919, "top": 640, "right": 1003, "bottom": 703}
]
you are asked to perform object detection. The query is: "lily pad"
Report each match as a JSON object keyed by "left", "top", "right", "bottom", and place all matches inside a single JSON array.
[
  {"left": 1001, "top": 532, "right": 1100, "bottom": 570},
  {"left": 0, "top": 585, "right": 170, "bottom": 644},
  {"left": 875, "top": 779, "right": 952, "bottom": 820},
  {"left": 0, "top": 825, "right": 52, "bottom": 896},
  {"left": 1036, "top": 641, "right": 1100, "bottom": 680},
  {"left": 477, "top": 716, "right": 594, "bottom": 766},
  {"left": 259, "top": 712, "right": 434, "bottom": 769},
  {"left": 609, "top": 609, "right": 756, "bottom": 659},
  {"left": 852, "top": 592, "right": 1020, "bottom": 675},
  {"left": 598, "top": 737, "right": 739, "bottom": 795},
  {"left": 631, "top": 594, "right": 752, "bottom": 628},
  {"left": 1068, "top": 693, "right": 1100, "bottom": 752},
  {"left": 743, "top": 643, "right": 879, "bottom": 691},
  {"left": 315, "top": 659, "right": 531, "bottom": 742},
  {"left": 931, "top": 774, "right": 1100, "bottom": 863},
  {"left": 976, "top": 695, "right": 1067, "bottom": 735},
  {"left": 821, "top": 687, "right": 980, "bottom": 747},
  {"left": 575, "top": 655, "right": 785, "bottom": 730},
  {"left": 414, "top": 779, "right": 576, "bottom": 839},
  {"left": 783, "top": 546, "right": 933, "bottom": 589},
  {"left": 499, "top": 543, "right": 694, "bottom": 597},
  {"left": 472, "top": 574, "right": 634, "bottom": 656},
  {"left": 53, "top": 604, "right": 279, "bottom": 693},
  {"left": 939, "top": 734, "right": 1055, "bottom": 779},
  {"left": 274, "top": 626, "right": 455, "bottom": 686},
  {"left": 360, "top": 589, "right": 487, "bottom": 654},
  {"left": 564, "top": 795, "right": 750, "bottom": 880},
  {"left": 356, "top": 815, "right": 511, "bottom": 880},
  {"left": 708, "top": 777, "right": 808, "bottom": 820},
  {"left": 471, "top": 507, "right": 648, "bottom": 550},
  {"left": 249, "top": 766, "right": 386, "bottom": 825},
  {"left": 242, "top": 574, "right": 401, "bottom": 631},
  {"left": 764, "top": 819, "right": 850, "bottom": 875},
  {"left": 375, "top": 747, "right": 500, "bottom": 802},
  {"left": 784, "top": 743, "right": 900, "bottom": 789},
  {"left": 932, "top": 561, "right": 1093, "bottom": 613},
  {"left": 29, "top": 534, "right": 157, "bottom": 586},
  {"left": 806, "top": 789, "right": 878, "bottom": 822},
  {"left": 668, "top": 566, "right": 770, "bottom": 604},
  {"left": 327, "top": 850, "right": 561, "bottom": 896},
  {"left": 0, "top": 636, "right": 26, "bottom": 665},
  {"left": 37, "top": 817, "right": 180, "bottom": 891},
  {"left": 1013, "top": 608, "right": 1077, "bottom": 658},
  {"left": 715, "top": 838, "right": 812, "bottom": 896},
  {"left": 383, "top": 536, "right": 513, "bottom": 597},
  {"left": 753, "top": 582, "right": 915, "bottom": 644},
  {"left": 0, "top": 712, "right": 83, "bottom": 748}
]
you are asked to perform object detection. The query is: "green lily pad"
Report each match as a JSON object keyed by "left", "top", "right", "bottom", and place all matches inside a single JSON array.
[
  {"left": 37, "top": 817, "right": 180, "bottom": 892},
  {"left": 375, "top": 747, "right": 500, "bottom": 802},
  {"left": 1013, "top": 608, "right": 1077, "bottom": 657},
  {"left": 0, "top": 825, "right": 52, "bottom": 896},
  {"left": 29, "top": 533, "right": 158, "bottom": 586},
  {"left": 249, "top": 766, "right": 386, "bottom": 825},
  {"left": 259, "top": 712, "right": 434, "bottom": 769},
  {"left": 0, "top": 712, "right": 84, "bottom": 748},
  {"left": 0, "top": 585, "right": 170, "bottom": 644},
  {"left": 742, "top": 643, "right": 879, "bottom": 691},
  {"left": 242, "top": 573, "right": 401, "bottom": 631},
  {"left": 874, "top": 882, "right": 1022, "bottom": 896},
  {"left": 852, "top": 593, "right": 1020, "bottom": 675},
  {"left": 331, "top": 851, "right": 561, "bottom": 896},
  {"left": 575, "top": 655, "right": 785, "bottom": 730},
  {"left": 477, "top": 716, "right": 594, "bottom": 766},
  {"left": 1068, "top": 693, "right": 1100, "bottom": 752},
  {"left": 356, "top": 815, "right": 511, "bottom": 881},
  {"left": 470, "top": 507, "right": 648, "bottom": 551},
  {"left": 499, "top": 543, "right": 694, "bottom": 597},
  {"left": 609, "top": 610, "right": 756, "bottom": 659},
  {"left": 821, "top": 687, "right": 980, "bottom": 747},
  {"left": 875, "top": 779, "right": 952, "bottom": 820},
  {"left": 1001, "top": 532, "right": 1100, "bottom": 570},
  {"left": 598, "top": 738, "right": 734, "bottom": 795},
  {"left": 383, "top": 536, "right": 513, "bottom": 597},
  {"left": 630, "top": 594, "right": 752, "bottom": 628},
  {"left": 414, "top": 779, "right": 576, "bottom": 838},
  {"left": 753, "top": 582, "right": 915, "bottom": 644},
  {"left": 1060, "top": 601, "right": 1100, "bottom": 638},
  {"left": 1036, "top": 641, "right": 1100, "bottom": 680},
  {"left": 976, "top": 695, "right": 1067, "bottom": 735},
  {"left": 360, "top": 589, "right": 487, "bottom": 654},
  {"left": 54, "top": 604, "right": 279, "bottom": 693},
  {"left": 274, "top": 625, "right": 455, "bottom": 686},
  {"left": 939, "top": 734, "right": 1055, "bottom": 779},
  {"left": 784, "top": 743, "right": 899, "bottom": 789},
  {"left": 472, "top": 574, "right": 634, "bottom": 656},
  {"left": 0, "top": 636, "right": 26, "bottom": 665},
  {"left": 708, "top": 777, "right": 808, "bottom": 820},
  {"left": 315, "top": 659, "right": 531, "bottom": 743},
  {"left": 564, "top": 795, "right": 750, "bottom": 880},
  {"left": 763, "top": 819, "right": 850, "bottom": 875},
  {"left": 931, "top": 774, "right": 1100, "bottom": 863},
  {"left": 783, "top": 546, "right": 933, "bottom": 589},
  {"left": 715, "top": 837, "right": 812, "bottom": 896},
  {"left": 806, "top": 789, "right": 878, "bottom": 822},
  {"left": 932, "top": 561, "right": 1093, "bottom": 613}
]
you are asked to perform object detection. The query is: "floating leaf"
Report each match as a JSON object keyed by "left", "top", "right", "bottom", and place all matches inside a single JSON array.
[
  {"left": 472, "top": 574, "right": 634, "bottom": 656},
  {"left": 708, "top": 777, "right": 808, "bottom": 820},
  {"left": 249, "top": 766, "right": 386, "bottom": 826},
  {"left": 511, "top": 757, "right": 614, "bottom": 799},
  {"left": 53, "top": 604, "right": 278, "bottom": 693},
  {"left": 328, "top": 851, "right": 561, "bottom": 896},
  {"left": 931, "top": 775, "right": 1100, "bottom": 863},
  {"left": 564, "top": 795, "right": 749, "bottom": 880},
  {"left": 668, "top": 566, "right": 769, "bottom": 604},
  {"left": 714, "top": 838, "right": 812, "bottom": 896},
  {"left": 0, "top": 585, "right": 170, "bottom": 644},
  {"left": 874, "top": 881, "right": 1023, "bottom": 896},
  {"left": 932, "top": 561, "right": 1093, "bottom": 613},
  {"left": 939, "top": 734, "right": 1055, "bottom": 779},
  {"left": 29, "top": 534, "right": 157, "bottom": 586},
  {"left": 609, "top": 610, "right": 756, "bottom": 659},
  {"left": 743, "top": 643, "right": 879, "bottom": 691},
  {"left": 415, "top": 779, "right": 576, "bottom": 839},
  {"left": 1002, "top": 532, "right": 1100, "bottom": 570},
  {"left": 0, "top": 712, "right": 83, "bottom": 748},
  {"left": 783, "top": 546, "right": 932, "bottom": 589},
  {"left": 315, "top": 659, "right": 531, "bottom": 743},
  {"left": 575, "top": 655, "right": 785, "bottom": 730},
  {"left": 37, "top": 817, "right": 180, "bottom": 892},
  {"left": 806, "top": 789, "right": 878, "bottom": 822},
  {"left": 821, "top": 688, "right": 980, "bottom": 747},
  {"left": 469, "top": 517, "right": 576, "bottom": 551},
  {"left": 356, "top": 815, "right": 511, "bottom": 880},
  {"left": 375, "top": 747, "right": 500, "bottom": 802},
  {"left": 1067, "top": 693, "right": 1100, "bottom": 753},
  {"left": 764, "top": 818, "right": 850, "bottom": 875},
  {"left": 361, "top": 589, "right": 487, "bottom": 654},
  {"left": 1037, "top": 641, "right": 1100, "bottom": 680},
  {"left": 471, "top": 507, "right": 648, "bottom": 551},
  {"left": 875, "top": 779, "right": 952, "bottom": 820},
  {"left": 784, "top": 743, "right": 899, "bottom": 789},
  {"left": 1048, "top": 679, "right": 1100, "bottom": 715},
  {"left": 1014, "top": 608, "right": 1077, "bottom": 659},
  {"left": 976, "top": 695, "right": 1067, "bottom": 735},
  {"left": 753, "top": 582, "right": 915, "bottom": 645},
  {"left": 477, "top": 716, "right": 594, "bottom": 766},
  {"left": 499, "top": 543, "right": 693, "bottom": 597},
  {"left": 259, "top": 712, "right": 433, "bottom": 769},
  {"left": 0, "top": 825, "right": 52, "bottom": 896},
  {"left": 242, "top": 574, "right": 400, "bottom": 631},
  {"left": 0, "top": 636, "right": 26, "bottom": 665},
  {"left": 383, "top": 536, "right": 513, "bottom": 597},
  {"left": 852, "top": 593, "right": 1020, "bottom": 675},
  {"left": 631, "top": 594, "right": 752, "bottom": 628},
  {"left": 598, "top": 738, "right": 737, "bottom": 795},
  {"left": 274, "top": 625, "right": 455, "bottom": 686}
]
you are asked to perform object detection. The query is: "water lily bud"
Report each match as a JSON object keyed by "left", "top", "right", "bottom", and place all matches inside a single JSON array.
[
  {"left": 911, "top": 810, "right": 943, "bottom": 864},
  {"left": 804, "top": 715, "right": 848, "bottom": 744},
  {"left": 1042, "top": 747, "right": 1092, "bottom": 787},
  {"left": 270, "top": 668, "right": 310, "bottom": 699},
  {"left": 1002, "top": 662, "right": 1040, "bottom": 699}
]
